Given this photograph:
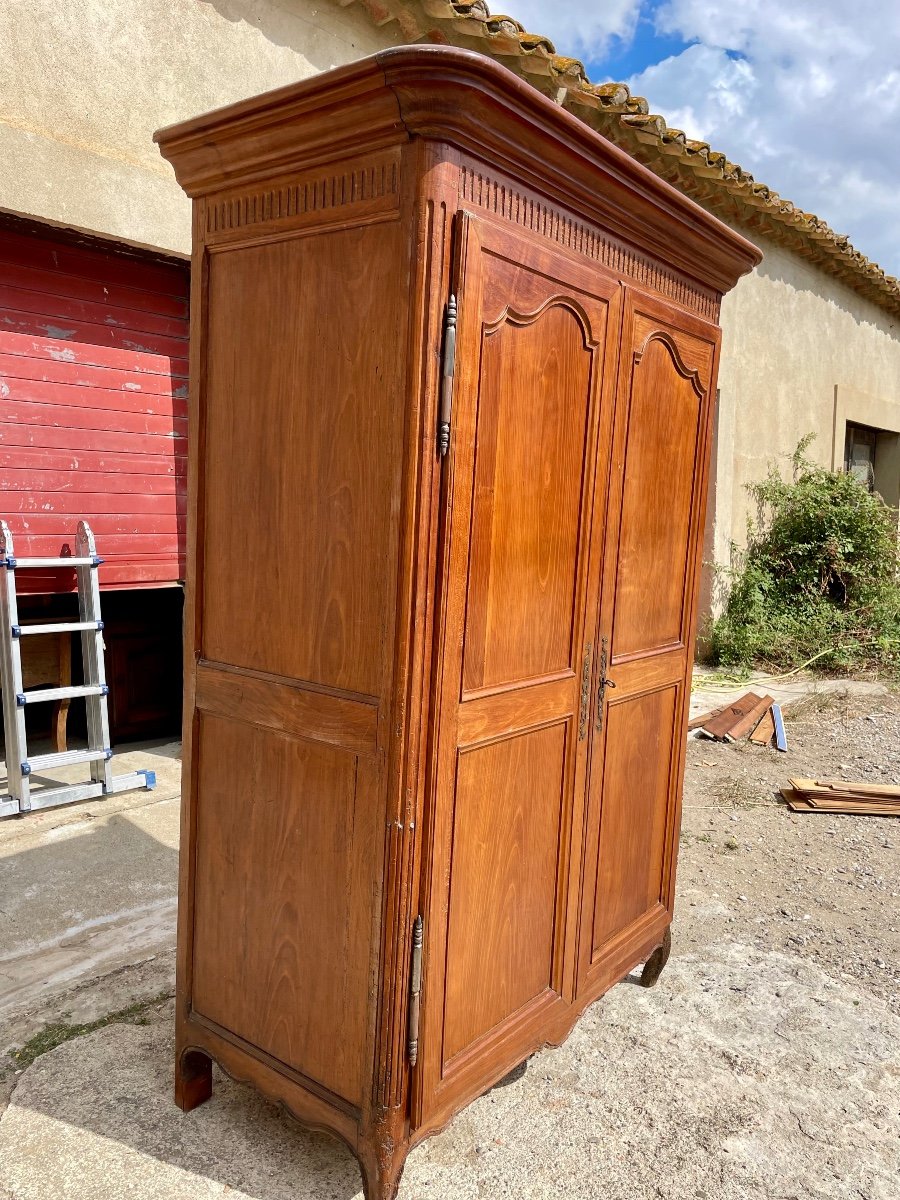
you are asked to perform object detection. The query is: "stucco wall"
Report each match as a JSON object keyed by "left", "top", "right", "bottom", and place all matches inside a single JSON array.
[
  {"left": 705, "top": 229, "right": 900, "bottom": 613},
  {"left": 0, "top": 0, "right": 396, "bottom": 255}
]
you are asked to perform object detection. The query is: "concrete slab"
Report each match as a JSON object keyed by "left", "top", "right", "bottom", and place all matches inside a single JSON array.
[
  {"left": 0, "top": 741, "right": 181, "bottom": 1052},
  {"left": 0, "top": 944, "right": 896, "bottom": 1200}
]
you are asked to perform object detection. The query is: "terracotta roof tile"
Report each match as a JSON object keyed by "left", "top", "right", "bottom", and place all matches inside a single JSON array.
[{"left": 339, "top": 0, "right": 900, "bottom": 315}]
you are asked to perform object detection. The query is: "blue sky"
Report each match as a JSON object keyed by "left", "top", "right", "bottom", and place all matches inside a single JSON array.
[
  {"left": 502, "top": 1, "right": 900, "bottom": 279},
  {"left": 581, "top": 5, "right": 693, "bottom": 83}
]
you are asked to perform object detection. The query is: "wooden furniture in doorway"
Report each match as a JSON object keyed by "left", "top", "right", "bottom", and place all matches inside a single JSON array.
[
  {"left": 156, "top": 46, "right": 760, "bottom": 1200},
  {"left": 20, "top": 624, "right": 72, "bottom": 752}
]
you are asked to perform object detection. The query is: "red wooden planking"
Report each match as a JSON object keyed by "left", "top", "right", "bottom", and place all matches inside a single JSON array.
[
  {"left": 0, "top": 228, "right": 188, "bottom": 590},
  {"left": 0, "top": 331, "right": 188, "bottom": 377},
  {"left": 6, "top": 533, "right": 184, "bottom": 556},
  {"left": 13, "top": 512, "right": 183, "bottom": 537},
  {"left": 16, "top": 559, "right": 184, "bottom": 595},
  {"left": 0, "top": 422, "right": 185, "bottom": 458},
  {"left": 0, "top": 311, "right": 187, "bottom": 359},
  {"left": 0, "top": 261, "right": 189, "bottom": 320},
  {"left": 0, "top": 350, "right": 188, "bottom": 397},
  {"left": 0, "top": 447, "right": 179, "bottom": 476},
  {"left": 0, "top": 284, "right": 189, "bottom": 340},
  {"left": 0, "top": 399, "right": 187, "bottom": 439},
  {"left": 0, "top": 231, "right": 189, "bottom": 299},
  {"left": 0, "top": 468, "right": 180, "bottom": 495},
  {"left": 0, "top": 375, "right": 187, "bottom": 418},
  {"left": 4, "top": 490, "right": 181, "bottom": 515}
]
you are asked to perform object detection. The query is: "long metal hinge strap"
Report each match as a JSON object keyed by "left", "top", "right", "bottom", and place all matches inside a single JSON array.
[
  {"left": 438, "top": 295, "right": 457, "bottom": 457},
  {"left": 578, "top": 642, "right": 592, "bottom": 741},
  {"left": 407, "top": 914, "right": 424, "bottom": 1065}
]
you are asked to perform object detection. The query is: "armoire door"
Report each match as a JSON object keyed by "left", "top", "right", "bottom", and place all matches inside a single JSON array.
[
  {"left": 415, "top": 213, "right": 620, "bottom": 1126},
  {"left": 576, "top": 289, "right": 719, "bottom": 997}
]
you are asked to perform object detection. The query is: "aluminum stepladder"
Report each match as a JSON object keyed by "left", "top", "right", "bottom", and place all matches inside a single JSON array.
[{"left": 0, "top": 520, "right": 155, "bottom": 817}]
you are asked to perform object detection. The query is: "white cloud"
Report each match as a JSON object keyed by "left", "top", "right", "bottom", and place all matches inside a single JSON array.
[
  {"left": 496, "top": 0, "right": 643, "bottom": 59},
  {"left": 627, "top": 0, "right": 900, "bottom": 274}
]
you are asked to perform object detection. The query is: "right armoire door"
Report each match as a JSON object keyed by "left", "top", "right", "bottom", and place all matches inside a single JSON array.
[{"left": 577, "top": 289, "right": 720, "bottom": 999}]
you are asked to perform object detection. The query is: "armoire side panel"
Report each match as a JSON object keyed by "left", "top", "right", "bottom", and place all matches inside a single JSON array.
[
  {"left": 200, "top": 223, "right": 407, "bottom": 697},
  {"left": 191, "top": 713, "right": 379, "bottom": 1108}
]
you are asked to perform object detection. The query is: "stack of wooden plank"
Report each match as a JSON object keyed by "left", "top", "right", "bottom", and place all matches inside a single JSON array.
[
  {"left": 781, "top": 778, "right": 900, "bottom": 817},
  {"left": 689, "top": 691, "right": 787, "bottom": 750}
]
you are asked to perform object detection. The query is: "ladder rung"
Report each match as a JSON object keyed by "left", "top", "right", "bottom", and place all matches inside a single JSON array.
[
  {"left": 12, "top": 620, "right": 103, "bottom": 636},
  {"left": 6, "top": 556, "right": 101, "bottom": 569},
  {"left": 25, "top": 747, "right": 111, "bottom": 773},
  {"left": 17, "top": 684, "right": 108, "bottom": 705},
  {"left": 21, "top": 781, "right": 106, "bottom": 812}
]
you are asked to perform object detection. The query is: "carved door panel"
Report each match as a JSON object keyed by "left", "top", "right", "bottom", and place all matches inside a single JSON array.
[
  {"left": 577, "top": 290, "right": 719, "bottom": 997},
  {"left": 416, "top": 214, "right": 620, "bottom": 1126}
]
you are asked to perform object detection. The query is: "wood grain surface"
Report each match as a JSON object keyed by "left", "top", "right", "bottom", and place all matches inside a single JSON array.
[
  {"left": 191, "top": 712, "right": 377, "bottom": 1108},
  {"left": 157, "top": 45, "right": 759, "bottom": 1200},
  {"left": 200, "top": 223, "right": 406, "bottom": 697}
]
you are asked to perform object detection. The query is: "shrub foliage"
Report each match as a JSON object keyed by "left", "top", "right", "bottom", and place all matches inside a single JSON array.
[{"left": 711, "top": 437, "right": 900, "bottom": 676}]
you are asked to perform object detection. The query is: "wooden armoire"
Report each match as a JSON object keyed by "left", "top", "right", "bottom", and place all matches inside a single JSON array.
[{"left": 155, "top": 46, "right": 760, "bottom": 1200}]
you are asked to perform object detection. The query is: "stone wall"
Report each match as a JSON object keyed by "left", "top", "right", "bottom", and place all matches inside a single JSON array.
[{"left": 701, "top": 229, "right": 900, "bottom": 622}]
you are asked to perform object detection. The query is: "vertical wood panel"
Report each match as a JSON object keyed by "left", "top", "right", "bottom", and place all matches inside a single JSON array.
[
  {"left": 591, "top": 686, "right": 677, "bottom": 950},
  {"left": 192, "top": 713, "right": 378, "bottom": 1108},
  {"left": 420, "top": 216, "right": 618, "bottom": 1122},
  {"left": 579, "top": 295, "right": 718, "bottom": 995},
  {"left": 462, "top": 305, "right": 592, "bottom": 692},
  {"left": 200, "top": 224, "right": 407, "bottom": 696},
  {"left": 612, "top": 334, "right": 706, "bottom": 657},
  {"left": 443, "top": 723, "right": 566, "bottom": 1064}
]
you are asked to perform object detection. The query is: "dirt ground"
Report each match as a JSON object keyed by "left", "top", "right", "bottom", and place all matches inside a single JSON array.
[{"left": 679, "top": 688, "right": 900, "bottom": 1013}]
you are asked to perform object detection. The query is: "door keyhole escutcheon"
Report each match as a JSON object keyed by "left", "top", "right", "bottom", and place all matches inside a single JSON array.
[{"left": 596, "top": 636, "right": 616, "bottom": 731}]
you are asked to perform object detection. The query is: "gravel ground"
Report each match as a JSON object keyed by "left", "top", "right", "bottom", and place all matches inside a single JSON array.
[{"left": 680, "top": 688, "right": 900, "bottom": 1012}]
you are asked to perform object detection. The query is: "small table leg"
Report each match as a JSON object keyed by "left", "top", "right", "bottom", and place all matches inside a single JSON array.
[
  {"left": 175, "top": 1048, "right": 213, "bottom": 1111},
  {"left": 639, "top": 926, "right": 672, "bottom": 988}
]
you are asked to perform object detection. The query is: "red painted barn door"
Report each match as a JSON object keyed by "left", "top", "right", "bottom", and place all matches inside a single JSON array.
[{"left": 0, "top": 225, "right": 189, "bottom": 593}]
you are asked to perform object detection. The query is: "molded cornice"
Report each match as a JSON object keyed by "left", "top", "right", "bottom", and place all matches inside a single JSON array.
[{"left": 155, "top": 46, "right": 761, "bottom": 295}]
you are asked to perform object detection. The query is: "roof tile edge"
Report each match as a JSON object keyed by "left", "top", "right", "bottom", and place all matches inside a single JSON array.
[{"left": 340, "top": 0, "right": 900, "bottom": 317}]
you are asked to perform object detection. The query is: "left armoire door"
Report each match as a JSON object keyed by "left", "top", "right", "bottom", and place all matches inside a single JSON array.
[{"left": 415, "top": 213, "right": 621, "bottom": 1130}]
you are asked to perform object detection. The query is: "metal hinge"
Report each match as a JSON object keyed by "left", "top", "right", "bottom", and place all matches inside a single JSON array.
[
  {"left": 407, "top": 914, "right": 424, "bottom": 1065},
  {"left": 437, "top": 295, "right": 457, "bottom": 457}
]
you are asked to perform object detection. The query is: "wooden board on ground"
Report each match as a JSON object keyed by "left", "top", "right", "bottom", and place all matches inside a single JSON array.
[
  {"left": 725, "top": 694, "right": 774, "bottom": 742},
  {"left": 688, "top": 706, "right": 723, "bottom": 731},
  {"left": 816, "top": 779, "right": 900, "bottom": 799},
  {"left": 750, "top": 707, "right": 776, "bottom": 746},
  {"left": 789, "top": 778, "right": 900, "bottom": 803},
  {"left": 700, "top": 691, "right": 767, "bottom": 740},
  {"left": 782, "top": 782, "right": 900, "bottom": 817}
]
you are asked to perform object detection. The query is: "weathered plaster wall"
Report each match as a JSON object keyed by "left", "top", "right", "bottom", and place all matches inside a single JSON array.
[
  {"left": 0, "top": 0, "right": 396, "bottom": 255},
  {"left": 704, "top": 229, "right": 900, "bottom": 614}
]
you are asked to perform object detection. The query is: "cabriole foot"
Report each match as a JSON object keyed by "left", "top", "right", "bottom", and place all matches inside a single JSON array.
[{"left": 359, "top": 1108, "right": 408, "bottom": 1200}]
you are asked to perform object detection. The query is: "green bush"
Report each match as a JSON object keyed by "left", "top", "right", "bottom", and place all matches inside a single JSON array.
[{"left": 710, "top": 436, "right": 900, "bottom": 677}]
